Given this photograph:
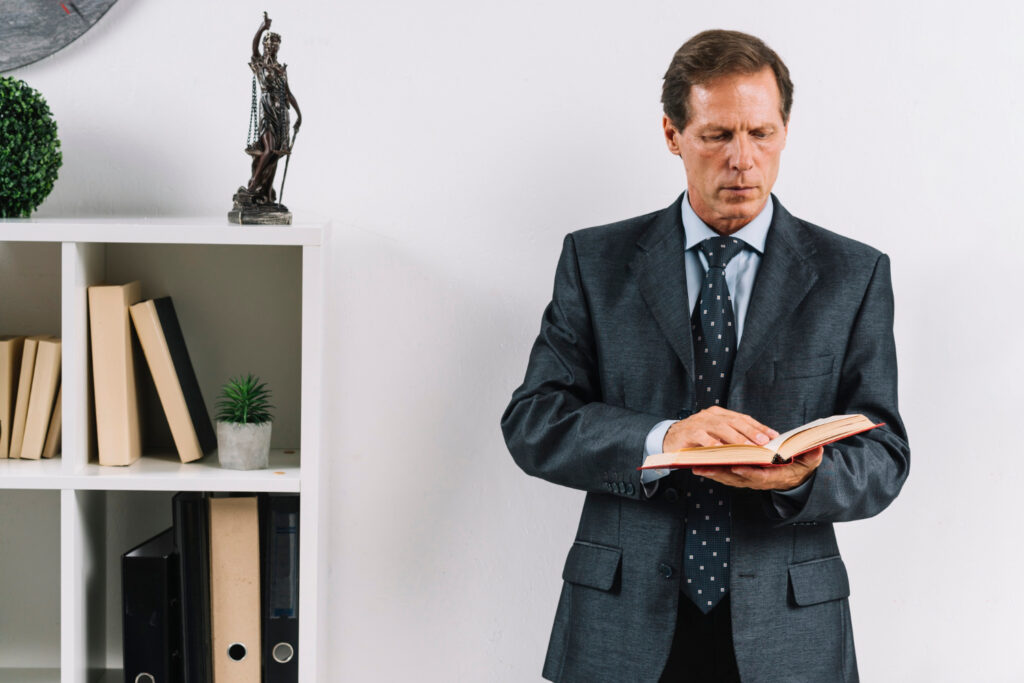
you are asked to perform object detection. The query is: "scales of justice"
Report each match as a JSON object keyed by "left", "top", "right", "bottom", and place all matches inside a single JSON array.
[{"left": 229, "top": 12, "right": 302, "bottom": 225}]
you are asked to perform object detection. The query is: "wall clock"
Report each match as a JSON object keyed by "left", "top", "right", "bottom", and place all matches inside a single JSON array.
[{"left": 0, "top": 0, "right": 118, "bottom": 72}]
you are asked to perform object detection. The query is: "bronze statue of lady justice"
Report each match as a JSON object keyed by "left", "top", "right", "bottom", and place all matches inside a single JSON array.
[{"left": 229, "top": 12, "right": 303, "bottom": 225}]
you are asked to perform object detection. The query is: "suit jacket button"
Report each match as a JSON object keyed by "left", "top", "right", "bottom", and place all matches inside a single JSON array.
[
  {"left": 617, "top": 482, "right": 626, "bottom": 493},
  {"left": 664, "top": 487, "right": 679, "bottom": 502},
  {"left": 625, "top": 483, "right": 635, "bottom": 495},
  {"left": 658, "top": 563, "right": 673, "bottom": 579}
]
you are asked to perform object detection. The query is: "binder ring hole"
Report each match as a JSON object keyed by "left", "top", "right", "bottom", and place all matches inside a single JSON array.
[
  {"left": 228, "top": 643, "right": 248, "bottom": 661},
  {"left": 135, "top": 675, "right": 156, "bottom": 683},
  {"left": 272, "top": 641, "right": 295, "bottom": 663}
]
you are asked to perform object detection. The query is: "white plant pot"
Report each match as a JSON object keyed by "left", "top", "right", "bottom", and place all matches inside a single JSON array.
[{"left": 216, "top": 421, "right": 272, "bottom": 470}]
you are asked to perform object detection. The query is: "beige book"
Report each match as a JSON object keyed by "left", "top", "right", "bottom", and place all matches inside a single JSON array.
[
  {"left": 0, "top": 335, "right": 25, "bottom": 458},
  {"left": 9, "top": 335, "right": 50, "bottom": 459},
  {"left": 209, "top": 496, "right": 262, "bottom": 683},
  {"left": 129, "top": 298, "right": 214, "bottom": 463},
  {"left": 42, "top": 384, "right": 62, "bottom": 459},
  {"left": 89, "top": 282, "right": 144, "bottom": 466},
  {"left": 20, "top": 337, "right": 61, "bottom": 460},
  {"left": 640, "top": 414, "right": 883, "bottom": 469}
]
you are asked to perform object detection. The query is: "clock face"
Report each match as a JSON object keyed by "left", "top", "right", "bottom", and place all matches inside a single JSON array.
[{"left": 0, "top": 0, "right": 118, "bottom": 72}]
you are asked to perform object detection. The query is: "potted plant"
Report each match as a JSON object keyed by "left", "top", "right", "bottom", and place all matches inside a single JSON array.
[{"left": 215, "top": 373, "right": 274, "bottom": 470}]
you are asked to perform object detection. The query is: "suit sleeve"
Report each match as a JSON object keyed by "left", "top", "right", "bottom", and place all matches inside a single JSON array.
[
  {"left": 769, "top": 253, "right": 910, "bottom": 524},
  {"left": 501, "top": 234, "right": 665, "bottom": 500}
]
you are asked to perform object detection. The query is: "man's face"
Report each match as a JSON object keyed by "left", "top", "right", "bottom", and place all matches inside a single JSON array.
[{"left": 663, "top": 67, "right": 788, "bottom": 235}]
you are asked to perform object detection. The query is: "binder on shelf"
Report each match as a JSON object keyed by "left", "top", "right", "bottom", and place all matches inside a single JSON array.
[
  {"left": 9, "top": 335, "right": 51, "bottom": 459},
  {"left": 173, "top": 491, "right": 213, "bottom": 683},
  {"left": 122, "top": 527, "right": 183, "bottom": 683},
  {"left": 0, "top": 335, "right": 25, "bottom": 458},
  {"left": 209, "top": 496, "right": 262, "bottom": 683},
  {"left": 262, "top": 494, "right": 300, "bottom": 682},
  {"left": 129, "top": 297, "right": 216, "bottom": 463},
  {"left": 89, "top": 281, "right": 144, "bottom": 466},
  {"left": 41, "top": 384, "right": 61, "bottom": 459},
  {"left": 20, "top": 337, "right": 60, "bottom": 460}
]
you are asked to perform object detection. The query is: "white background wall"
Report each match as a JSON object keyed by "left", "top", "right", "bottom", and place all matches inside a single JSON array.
[{"left": 12, "top": 0, "right": 1024, "bottom": 679}]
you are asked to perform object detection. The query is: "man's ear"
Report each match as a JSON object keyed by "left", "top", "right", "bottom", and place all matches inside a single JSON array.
[{"left": 663, "top": 115, "right": 684, "bottom": 156}]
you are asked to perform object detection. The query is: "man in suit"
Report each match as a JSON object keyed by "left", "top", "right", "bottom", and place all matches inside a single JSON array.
[{"left": 501, "top": 29, "right": 909, "bottom": 682}]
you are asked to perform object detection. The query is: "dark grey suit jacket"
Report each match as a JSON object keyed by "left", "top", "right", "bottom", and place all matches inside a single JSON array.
[{"left": 501, "top": 193, "right": 910, "bottom": 682}]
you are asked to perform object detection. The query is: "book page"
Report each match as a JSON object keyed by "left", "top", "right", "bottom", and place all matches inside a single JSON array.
[
  {"left": 763, "top": 414, "right": 857, "bottom": 453},
  {"left": 776, "top": 414, "right": 874, "bottom": 460}
]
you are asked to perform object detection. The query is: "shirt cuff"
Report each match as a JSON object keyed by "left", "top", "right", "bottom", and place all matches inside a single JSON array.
[{"left": 640, "top": 419, "right": 676, "bottom": 497}]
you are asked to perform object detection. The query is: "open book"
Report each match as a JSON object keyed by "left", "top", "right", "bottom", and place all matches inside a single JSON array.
[{"left": 639, "top": 414, "right": 883, "bottom": 470}]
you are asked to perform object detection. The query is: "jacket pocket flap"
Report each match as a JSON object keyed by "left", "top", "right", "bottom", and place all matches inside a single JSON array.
[
  {"left": 562, "top": 541, "right": 622, "bottom": 591},
  {"left": 775, "top": 354, "right": 835, "bottom": 379},
  {"left": 788, "top": 555, "right": 850, "bottom": 606}
]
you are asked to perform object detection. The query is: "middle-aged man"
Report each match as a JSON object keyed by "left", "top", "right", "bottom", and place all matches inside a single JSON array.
[{"left": 501, "top": 29, "right": 910, "bottom": 682}]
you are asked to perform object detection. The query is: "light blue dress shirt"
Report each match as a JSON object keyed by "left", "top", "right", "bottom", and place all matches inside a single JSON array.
[{"left": 640, "top": 192, "right": 813, "bottom": 508}]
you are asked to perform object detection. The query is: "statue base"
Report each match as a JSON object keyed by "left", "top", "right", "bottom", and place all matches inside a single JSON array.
[{"left": 228, "top": 188, "right": 292, "bottom": 225}]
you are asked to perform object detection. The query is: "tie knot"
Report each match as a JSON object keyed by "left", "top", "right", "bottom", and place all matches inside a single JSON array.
[{"left": 699, "top": 236, "right": 745, "bottom": 269}]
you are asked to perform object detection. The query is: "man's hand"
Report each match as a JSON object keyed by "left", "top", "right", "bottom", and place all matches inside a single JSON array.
[
  {"left": 692, "top": 446, "right": 824, "bottom": 491},
  {"left": 663, "top": 406, "right": 779, "bottom": 452}
]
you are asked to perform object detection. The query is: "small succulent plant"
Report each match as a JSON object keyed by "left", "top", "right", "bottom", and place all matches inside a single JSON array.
[{"left": 216, "top": 374, "right": 273, "bottom": 424}]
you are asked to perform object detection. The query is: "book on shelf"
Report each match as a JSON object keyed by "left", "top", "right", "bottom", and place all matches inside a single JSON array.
[
  {"left": 173, "top": 491, "right": 213, "bottom": 683},
  {"left": 639, "top": 414, "right": 883, "bottom": 469},
  {"left": 122, "top": 527, "right": 183, "bottom": 683},
  {"left": 262, "top": 494, "right": 300, "bottom": 682},
  {"left": 20, "top": 336, "right": 61, "bottom": 460},
  {"left": 130, "top": 297, "right": 216, "bottom": 463},
  {"left": 9, "top": 335, "right": 54, "bottom": 459},
  {"left": 41, "top": 384, "right": 62, "bottom": 459},
  {"left": 209, "top": 495, "right": 262, "bottom": 683},
  {"left": 89, "top": 282, "right": 145, "bottom": 466},
  {"left": 0, "top": 335, "right": 25, "bottom": 458}
]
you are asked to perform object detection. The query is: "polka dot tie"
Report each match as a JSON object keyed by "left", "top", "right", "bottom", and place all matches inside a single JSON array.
[{"left": 683, "top": 235, "right": 744, "bottom": 614}]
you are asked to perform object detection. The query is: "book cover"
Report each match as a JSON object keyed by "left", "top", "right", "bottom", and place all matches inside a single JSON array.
[
  {"left": 209, "top": 496, "right": 262, "bottom": 683},
  {"left": 129, "top": 297, "right": 215, "bottom": 463},
  {"left": 41, "top": 383, "right": 61, "bottom": 459},
  {"left": 173, "top": 491, "right": 213, "bottom": 683},
  {"left": 9, "top": 335, "right": 49, "bottom": 459},
  {"left": 122, "top": 527, "right": 183, "bottom": 683},
  {"left": 20, "top": 336, "right": 60, "bottom": 460},
  {"left": 0, "top": 335, "right": 25, "bottom": 458},
  {"left": 89, "top": 282, "right": 144, "bottom": 466},
  {"left": 262, "top": 494, "right": 300, "bottom": 682}
]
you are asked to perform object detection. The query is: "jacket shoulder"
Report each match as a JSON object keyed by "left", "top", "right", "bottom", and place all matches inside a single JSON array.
[
  {"left": 566, "top": 207, "right": 664, "bottom": 261},
  {"left": 795, "top": 216, "right": 884, "bottom": 265}
]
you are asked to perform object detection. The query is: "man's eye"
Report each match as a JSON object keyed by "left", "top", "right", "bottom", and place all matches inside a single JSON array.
[
  {"left": 751, "top": 131, "right": 769, "bottom": 139},
  {"left": 705, "top": 134, "right": 728, "bottom": 142}
]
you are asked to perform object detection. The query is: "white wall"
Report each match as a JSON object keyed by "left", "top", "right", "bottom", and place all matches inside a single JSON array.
[{"left": 13, "top": 0, "right": 1024, "bottom": 679}]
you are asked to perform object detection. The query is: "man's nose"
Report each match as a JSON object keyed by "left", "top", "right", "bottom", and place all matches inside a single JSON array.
[{"left": 727, "top": 135, "right": 755, "bottom": 172}]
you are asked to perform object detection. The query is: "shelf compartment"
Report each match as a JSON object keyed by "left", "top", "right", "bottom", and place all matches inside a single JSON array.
[{"left": 0, "top": 490, "right": 60, "bottom": 670}]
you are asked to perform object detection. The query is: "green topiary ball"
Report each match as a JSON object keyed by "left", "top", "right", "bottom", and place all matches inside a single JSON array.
[{"left": 0, "top": 77, "right": 62, "bottom": 218}]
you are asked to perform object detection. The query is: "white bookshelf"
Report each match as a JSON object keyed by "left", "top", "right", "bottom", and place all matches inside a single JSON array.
[{"left": 0, "top": 218, "right": 328, "bottom": 683}]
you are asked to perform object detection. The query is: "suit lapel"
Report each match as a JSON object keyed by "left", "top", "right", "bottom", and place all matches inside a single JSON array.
[
  {"left": 631, "top": 194, "right": 695, "bottom": 382},
  {"left": 731, "top": 195, "right": 819, "bottom": 381}
]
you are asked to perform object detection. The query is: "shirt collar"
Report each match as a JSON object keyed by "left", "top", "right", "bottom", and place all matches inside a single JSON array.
[{"left": 681, "top": 190, "right": 772, "bottom": 254}]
